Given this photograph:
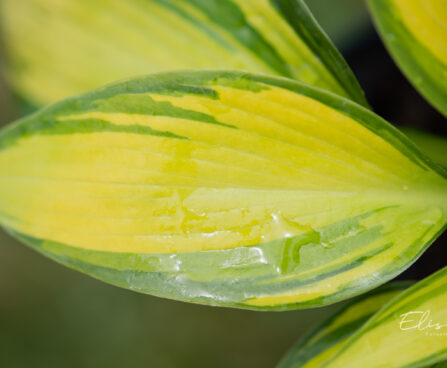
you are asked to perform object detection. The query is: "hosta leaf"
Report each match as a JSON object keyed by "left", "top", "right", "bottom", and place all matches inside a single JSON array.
[
  {"left": 322, "top": 266, "right": 447, "bottom": 368},
  {"left": 401, "top": 128, "right": 447, "bottom": 168},
  {"left": 0, "top": 70, "right": 445, "bottom": 310},
  {"left": 367, "top": 0, "right": 447, "bottom": 117},
  {"left": 277, "top": 282, "right": 411, "bottom": 368},
  {"left": 0, "top": 0, "right": 367, "bottom": 107}
]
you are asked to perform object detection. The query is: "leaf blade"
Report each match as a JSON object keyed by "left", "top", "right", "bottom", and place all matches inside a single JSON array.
[
  {"left": 367, "top": 0, "right": 447, "bottom": 117},
  {"left": 277, "top": 282, "right": 412, "bottom": 368},
  {"left": 0, "top": 70, "right": 445, "bottom": 309},
  {"left": 323, "top": 266, "right": 447, "bottom": 368},
  {"left": 0, "top": 0, "right": 367, "bottom": 107}
]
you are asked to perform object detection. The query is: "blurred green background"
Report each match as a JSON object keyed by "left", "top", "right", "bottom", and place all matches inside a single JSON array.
[{"left": 0, "top": 1, "right": 445, "bottom": 367}]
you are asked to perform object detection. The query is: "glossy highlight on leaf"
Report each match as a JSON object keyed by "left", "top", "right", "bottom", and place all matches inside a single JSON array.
[
  {"left": 367, "top": 0, "right": 447, "bottom": 117},
  {"left": 277, "top": 282, "right": 411, "bottom": 368},
  {"left": 0, "top": 70, "right": 446, "bottom": 310},
  {"left": 322, "top": 266, "right": 447, "bottom": 368},
  {"left": 0, "top": 0, "right": 367, "bottom": 107}
]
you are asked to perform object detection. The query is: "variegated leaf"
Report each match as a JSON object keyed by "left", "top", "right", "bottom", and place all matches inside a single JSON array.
[
  {"left": 277, "top": 282, "right": 411, "bottom": 368},
  {"left": 322, "top": 266, "right": 447, "bottom": 368},
  {"left": 367, "top": 0, "right": 447, "bottom": 117},
  {"left": 0, "top": 71, "right": 445, "bottom": 310},
  {"left": 0, "top": 0, "right": 367, "bottom": 107}
]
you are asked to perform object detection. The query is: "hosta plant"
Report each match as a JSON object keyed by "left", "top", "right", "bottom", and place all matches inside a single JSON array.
[{"left": 0, "top": 0, "right": 446, "bottom": 367}]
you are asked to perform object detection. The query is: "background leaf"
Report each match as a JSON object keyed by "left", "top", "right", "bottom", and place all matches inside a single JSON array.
[
  {"left": 401, "top": 127, "right": 447, "bottom": 168},
  {"left": 0, "top": 70, "right": 445, "bottom": 310},
  {"left": 0, "top": 0, "right": 367, "bottom": 107},
  {"left": 367, "top": 0, "right": 447, "bottom": 117},
  {"left": 277, "top": 282, "right": 411, "bottom": 368},
  {"left": 322, "top": 266, "right": 447, "bottom": 368}
]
